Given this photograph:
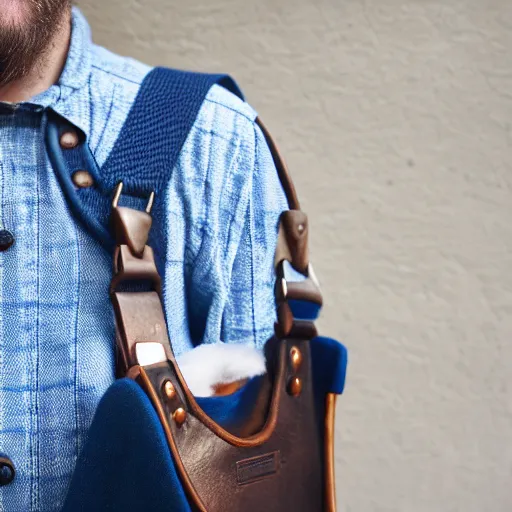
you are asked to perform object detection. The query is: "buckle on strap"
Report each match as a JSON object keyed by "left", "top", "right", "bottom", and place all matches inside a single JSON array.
[
  {"left": 109, "top": 181, "right": 160, "bottom": 294},
  {"left": 112, "top": 181, "right": 155, "bottom": 213},
  {"left": 275, "top": 262, "right": 322, "bottom": 305},
  {"left": 274, "top": 210, "right": 323, "bottom": 339},
  {"left": 109, "top": 182, "right": 172, "bottom": 373}
]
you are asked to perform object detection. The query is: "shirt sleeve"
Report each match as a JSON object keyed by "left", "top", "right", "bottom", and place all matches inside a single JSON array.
[
  {"left": 160, "top": 94, "right": 289, "bottom": 355},
  {"left": 220, "top": 121, "right": 289, "bottom": 348}
]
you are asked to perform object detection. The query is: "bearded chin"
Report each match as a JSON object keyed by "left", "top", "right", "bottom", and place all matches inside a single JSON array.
[{"left": 0, "top": 0, "right": 70, "bottom": 89}]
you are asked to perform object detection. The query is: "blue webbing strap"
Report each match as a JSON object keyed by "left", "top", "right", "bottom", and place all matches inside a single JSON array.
[
  {"left": 100, "top": 67, "right": 244, "bottom": 195},
  {"left": 45, "top": 67, "right": 244, "bottom": 249}
]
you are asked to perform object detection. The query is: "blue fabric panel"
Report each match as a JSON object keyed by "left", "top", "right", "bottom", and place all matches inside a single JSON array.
[
  {"left": 195, "top": 375, "right": 264, "bottom": 429},
  {"left": 62, "top": 379, "right": 192, "bottom": 512},
  {"left": 45, "top": 111, "right": 115, "bottom": 249},
  {"left": 287, "top": 299, "right": 322, "bottom": 321},
  {"left": 311, "top": 337, "right": 348, "bottom": 395}
]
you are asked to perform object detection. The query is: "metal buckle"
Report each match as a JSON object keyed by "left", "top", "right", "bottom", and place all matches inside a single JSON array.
[
  {"left": 274, "top": 259, "right": 323, "bottom": 339},
  {"left": 112, "top": 181, "right": 155, "bottom": 214},
  {"left": 275, "top": 260, "right": 322, "bottom": 305}
]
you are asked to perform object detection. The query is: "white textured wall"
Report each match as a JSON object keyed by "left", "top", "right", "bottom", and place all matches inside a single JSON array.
[{"left": 77, "top": 1, "right": 512, "bottom": 510}]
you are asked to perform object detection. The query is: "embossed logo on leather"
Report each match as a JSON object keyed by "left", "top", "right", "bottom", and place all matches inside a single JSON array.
[{"left": 236, "top": 451, "right": 280, "bottom": 485}]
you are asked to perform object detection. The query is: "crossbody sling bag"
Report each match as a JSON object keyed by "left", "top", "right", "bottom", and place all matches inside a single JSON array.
[{"left": 45, "top": 68, "right": 348, "bottom": 511}]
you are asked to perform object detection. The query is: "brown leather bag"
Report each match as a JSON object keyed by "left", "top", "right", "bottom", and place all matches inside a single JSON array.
[{"left": 109, "top": 118, "right": 340, "bottom": 511}]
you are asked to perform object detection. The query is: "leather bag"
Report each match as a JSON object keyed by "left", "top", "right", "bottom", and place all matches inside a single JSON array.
[{"left": 108, "top": 118, "right": 347, "bottom": 512}]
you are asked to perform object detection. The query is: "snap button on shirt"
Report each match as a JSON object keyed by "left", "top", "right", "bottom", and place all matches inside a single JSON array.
[
  {"left": 0, "top": 229, "right": 14, "bottom": 251},
  {"left": 0, "top": 456, "right": 15, "bottom": 486},
  {"left": 0, "top": 102, "right": 115, "bottom": 512}
]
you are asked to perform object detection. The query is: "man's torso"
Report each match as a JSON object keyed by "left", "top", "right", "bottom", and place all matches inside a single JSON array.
[{"left": 0, "top": 8, "right": 284, "bottom": 511}]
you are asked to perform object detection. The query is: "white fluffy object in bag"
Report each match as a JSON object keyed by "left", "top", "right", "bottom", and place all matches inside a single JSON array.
[{"left": 176, "top": 343, "right": 266, "bottom": 397}]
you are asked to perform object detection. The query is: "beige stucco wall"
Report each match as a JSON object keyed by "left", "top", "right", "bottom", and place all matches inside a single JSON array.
[{"left": 77, "top": 1, "right": 512, "bottom": 510}]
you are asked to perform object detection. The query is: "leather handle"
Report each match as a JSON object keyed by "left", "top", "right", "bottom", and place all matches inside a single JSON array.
[
  {"left": 255, "top": 119, "right": 323, "bottom": 338},
  {"left": 255, "top": 117, "right": 301, "bottom": 211}
]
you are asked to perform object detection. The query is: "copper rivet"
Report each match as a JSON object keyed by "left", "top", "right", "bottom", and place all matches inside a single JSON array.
[
  {"left": 60, "top": 131, "right": 79, "bottom": 149},
  {"left": 290, "top": 346, "right": 302, "bottom": 371},
  {"left": 72, "top": 170, "right": 94, "bottom": 188},
  {"left": 288, "top": 377, "right": 302, "bottom": 397},
  {"left": 173, "top": 407, "right": 187, "bottom": 426},
  {"left": 163, "top": 380, "right": 176, "bottom": 399}
]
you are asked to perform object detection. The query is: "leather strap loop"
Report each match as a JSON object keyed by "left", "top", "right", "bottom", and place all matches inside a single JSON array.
[
  {"left": 110, "top": 245, "right": 162, "bottom": 296},
  {"left": 111, "top": 291, "right": 174, "bottom": 372},
  {"left": 274, "top": 210, "right": 309, "bottom": 273},
  {"left": 275, "top": 270, "right": 323, "bottom": 305},
  {"left": 111, "top": 206, "right": 152, "bottom": 257}
]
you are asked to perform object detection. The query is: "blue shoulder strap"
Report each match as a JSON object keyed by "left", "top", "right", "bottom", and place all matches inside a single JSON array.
[
  {"left": 101, "top": 68, "right": 244, "bottom": 195},
  {"left": 45, "top": 67, "right": 244, "bottom": 249}
]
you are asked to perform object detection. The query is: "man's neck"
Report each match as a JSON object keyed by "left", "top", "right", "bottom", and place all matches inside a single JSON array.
[{"left": 0, "top": 10, "right": 72, "bottom": 104}]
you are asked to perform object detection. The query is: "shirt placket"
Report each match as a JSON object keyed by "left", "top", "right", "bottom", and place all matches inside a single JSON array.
[{"left": 0, "top": 108, "right": 41, "bottom": 512}]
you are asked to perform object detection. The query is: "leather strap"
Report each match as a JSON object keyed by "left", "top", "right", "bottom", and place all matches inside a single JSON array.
[
  {"left": 255, "top": 117, "right": 300, "bottom": 211},
  {"left": 256, "top": 118, "right": 323, "bottom": 338}
]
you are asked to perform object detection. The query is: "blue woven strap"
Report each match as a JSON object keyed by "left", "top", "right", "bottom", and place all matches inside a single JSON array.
[
  {"left": 45, "top": 67, "right": 244, "bottom": 249},
  {"left": 101, "top": 67, "right": 244, "bottom": 196}
]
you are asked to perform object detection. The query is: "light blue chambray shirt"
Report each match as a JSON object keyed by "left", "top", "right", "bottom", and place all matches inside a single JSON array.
[{"left": 0, "top": 8, "right": 287, "bottom": 512}]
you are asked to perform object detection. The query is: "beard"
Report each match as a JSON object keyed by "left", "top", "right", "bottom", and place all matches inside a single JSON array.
[{"left": 0, "top": 0, "right": 70, "bottom": 88}]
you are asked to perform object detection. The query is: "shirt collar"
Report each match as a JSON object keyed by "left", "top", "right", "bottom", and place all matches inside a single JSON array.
[
  {"left": 58, "top": 7, "right": 93, "bottom": 91},
  {"left": 31, "top": 7, "right": 93, "bottom": 132}
]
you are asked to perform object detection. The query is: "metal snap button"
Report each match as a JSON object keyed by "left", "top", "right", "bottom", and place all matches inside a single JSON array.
[
  {"left": 0, "top": 456, "right": 15, "bottom": 486},
  {"left": 72, "top": 170, "right": 94, "bottom": 188},
  {"left": 290, "top": 346, "right": 302, "bottom": 371},
  {"left": 0, "top": 229, "right": 14, "bottom": 252},
  {"left": 60, "top": 130, "right": 79, "bottom": 149},
  {"left": 163, "top": 380, "right": 176, "bottom": 400}
]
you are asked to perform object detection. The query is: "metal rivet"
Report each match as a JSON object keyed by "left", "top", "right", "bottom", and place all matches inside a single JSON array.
[
  {"left": 163, "top": 380, "right": 176, "bottom": 400},
  {"left": 173, "top": 407, "right": 187, "bottom": 426},
  {"left": 288, "top": 377, "right": 302, "bottom": 397},
  {"left": 72, "top": 170, "right": 94, "bottom": 188},
  {"left": 290, "top": 346, "right": 302, "bottom": 371},
  {"left": 60, "top": 131, "right": 79, "bottom": 149},
  {"left": 297, "top": 223, "right": 305, "bottom": 234}
]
